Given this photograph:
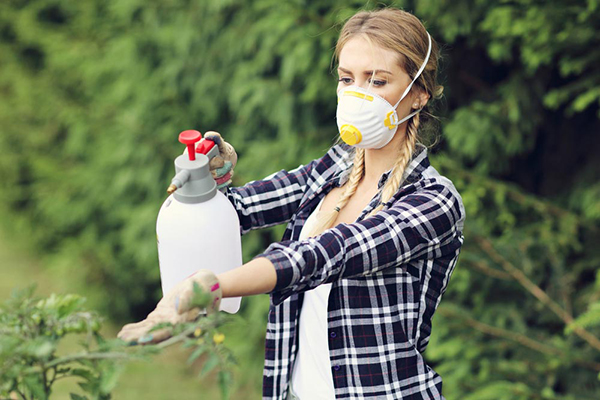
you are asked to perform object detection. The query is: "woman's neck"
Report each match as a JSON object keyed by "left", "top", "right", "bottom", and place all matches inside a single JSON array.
[{"left": 362, "top": 124, "right": 408, "bottom": 185}]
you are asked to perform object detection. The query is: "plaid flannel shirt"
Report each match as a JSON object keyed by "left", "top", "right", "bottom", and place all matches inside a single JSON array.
[{"left": 225, "top": 142, "right": 465, "bottom": 400}]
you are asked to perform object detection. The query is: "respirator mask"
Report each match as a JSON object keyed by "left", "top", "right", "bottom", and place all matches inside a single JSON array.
[{"left": 336, "top": 32, "right": 432, "bottom": 149}]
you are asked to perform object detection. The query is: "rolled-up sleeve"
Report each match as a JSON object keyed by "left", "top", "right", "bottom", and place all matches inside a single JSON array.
[
  {"left": 224, "top": 144, "right": 352, "bottom": 235},
  {"left": 256, "top": 179, "right": 465, "bottom": 306},
  {"left": 224, "top": 162, "right": 314, "bottom": 235}
]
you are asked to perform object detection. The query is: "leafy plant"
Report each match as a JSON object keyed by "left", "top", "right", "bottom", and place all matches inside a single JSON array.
[{"left": 0, "top": 284, "right": 235, "bottom": 400}]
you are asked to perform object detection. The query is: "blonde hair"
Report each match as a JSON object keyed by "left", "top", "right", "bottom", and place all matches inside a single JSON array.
[{"left": 307, "top": 8, "right": 441, "bottom": 237}]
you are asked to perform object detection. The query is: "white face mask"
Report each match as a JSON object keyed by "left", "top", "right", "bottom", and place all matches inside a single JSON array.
[{"left": 336, "top": 32, "right": 432, "bottom": 149}]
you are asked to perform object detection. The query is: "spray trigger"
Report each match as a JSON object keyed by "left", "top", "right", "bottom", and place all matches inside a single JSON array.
[{"left": 195, "top": 139, "right": 215, "bottom": 154}]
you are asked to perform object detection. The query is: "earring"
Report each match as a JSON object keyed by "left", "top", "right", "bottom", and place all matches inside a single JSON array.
[{"left": 413, "top": 103, "right": 419, "bottom": 108}]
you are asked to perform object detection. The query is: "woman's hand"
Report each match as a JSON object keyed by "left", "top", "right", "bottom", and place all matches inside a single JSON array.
[
  {"left": 117, "top": 270, "right": 222, "bottom": 345},
  {"left": 203, "top": 131, "right": 237, "bottom": 191}
]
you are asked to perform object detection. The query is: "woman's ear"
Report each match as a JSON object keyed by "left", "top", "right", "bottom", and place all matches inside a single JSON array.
[{"left": 414, "top": 91, "right": 431, "bottom": 109}]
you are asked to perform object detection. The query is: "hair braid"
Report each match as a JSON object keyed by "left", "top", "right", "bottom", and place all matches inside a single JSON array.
[
  {"left": 369, "top": 113, "right": 420, "bottom": 216},
  {"left": 306, "top": 148, "right": 365, "bottom": 237}
]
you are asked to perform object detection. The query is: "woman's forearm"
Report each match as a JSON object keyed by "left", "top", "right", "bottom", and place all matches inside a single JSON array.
[{"left": 217, "top": 257, "right": 277, "bottom": 297}]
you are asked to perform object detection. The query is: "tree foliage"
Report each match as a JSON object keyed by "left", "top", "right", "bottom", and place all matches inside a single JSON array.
[{"left": 0, "top": 0, "right": 599, "bottom": 398}]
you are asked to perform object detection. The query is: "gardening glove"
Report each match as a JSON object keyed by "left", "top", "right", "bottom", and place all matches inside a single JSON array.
[
  {"left": 116, "top": 270, "right": 222, "bottom": 345},
  {"left": 203, "top": 131, "right": 237, "bottom": 191}
]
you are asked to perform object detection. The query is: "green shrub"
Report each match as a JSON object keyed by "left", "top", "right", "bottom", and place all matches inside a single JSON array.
[{"left": 0, "top": 285, "right": 235, "bottom": 400}]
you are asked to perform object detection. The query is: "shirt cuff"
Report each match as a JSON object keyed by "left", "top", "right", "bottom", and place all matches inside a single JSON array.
[{"left": 254, "top": 245, "right": 303, "bottom": 306}]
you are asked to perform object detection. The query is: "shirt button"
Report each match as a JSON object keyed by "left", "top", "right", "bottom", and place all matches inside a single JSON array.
[
  {"left": 330, "top": 332, "right": 336, "bottom": 338},
  {"left": 333, "top": 365, "right": 340, "bottom": 371}
]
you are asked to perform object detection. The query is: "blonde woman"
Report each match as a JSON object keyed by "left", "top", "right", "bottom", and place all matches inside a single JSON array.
[{"left": 119, "top": 8, "right": 465, "bottom": 400}]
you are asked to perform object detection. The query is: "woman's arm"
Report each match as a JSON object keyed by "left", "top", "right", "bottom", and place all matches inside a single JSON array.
[
  {"left": 117, "top": 258, "right": 278, "bottom": 344},
  {"left": 224, "top": 144, "right": 351, "bottom": 234},
  {"left": 259, "top": 178, "right": 466, "bottom": 306},
  {"left": 217, "top": 257, "right": 277, "bottom": 297},
  {"left": 117, "top": 178, "right": 462, "bottom": 344}
]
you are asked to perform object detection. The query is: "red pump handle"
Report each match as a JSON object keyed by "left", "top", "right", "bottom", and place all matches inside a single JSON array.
[
  {"left": 195, "top": 138, "right": 216, "bottom": 155},
  {"left": 179, "top": 130, "right": 202, "bottom": 161}
]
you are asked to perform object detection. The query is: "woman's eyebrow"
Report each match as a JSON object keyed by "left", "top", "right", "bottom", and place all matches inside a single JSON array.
[
  {"left": 337, "top": 67, "right": 392, "bottom": 75},
  {"left": 365, "top": 69, "right": 392, "bottom": 75}
]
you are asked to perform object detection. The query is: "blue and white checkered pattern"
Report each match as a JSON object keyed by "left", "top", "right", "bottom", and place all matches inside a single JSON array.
[{"left": 226, "top": 143, "right": 465, "bottom": 399}]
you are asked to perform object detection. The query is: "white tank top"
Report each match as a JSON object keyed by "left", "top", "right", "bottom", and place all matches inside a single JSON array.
[{"left": 291, "top": 197, "right": 335, "bottom": 399}]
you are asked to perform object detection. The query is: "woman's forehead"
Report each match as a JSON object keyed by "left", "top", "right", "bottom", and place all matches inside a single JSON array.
[{"left": 338, "top": 36, "right": 402, "bottom": 74}]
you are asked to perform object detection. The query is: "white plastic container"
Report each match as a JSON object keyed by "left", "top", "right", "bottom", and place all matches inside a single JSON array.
[{"left": 156, "top": 130, "right": 242, "bottom": 313}]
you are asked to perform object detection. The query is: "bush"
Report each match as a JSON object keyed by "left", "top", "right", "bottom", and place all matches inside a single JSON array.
[{"left": 0, "top": 285, "right": 235, "bottom": 400}]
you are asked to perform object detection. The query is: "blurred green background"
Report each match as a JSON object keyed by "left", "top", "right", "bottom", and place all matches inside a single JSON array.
[{"left": 1, "top": 0, "right": 599, "bottom": 398}]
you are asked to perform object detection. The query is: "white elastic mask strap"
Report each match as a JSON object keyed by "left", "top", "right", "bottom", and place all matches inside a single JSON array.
[
  {"left": 393, "top": 32, "right": 432, "bottom": 109},
  {"left": 396, "top": 108, "right": 420, "bottom": 126}
]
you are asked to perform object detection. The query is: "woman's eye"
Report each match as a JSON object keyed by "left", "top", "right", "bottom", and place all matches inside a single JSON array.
[
  {"left": 338, "top": 77, "right": 353, "bottom": 84},
  {"left": 369, "top": 79, "right": 387, "bottom": 87}
]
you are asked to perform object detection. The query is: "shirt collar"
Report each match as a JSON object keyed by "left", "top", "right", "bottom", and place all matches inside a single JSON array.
[{"left": 336, "top": 143, "right": 430, "bottom": 189}]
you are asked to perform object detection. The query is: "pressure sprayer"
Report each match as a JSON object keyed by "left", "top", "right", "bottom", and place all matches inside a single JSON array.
[{"left": 156, "top": 130, "right": 242, "bottom": 314}]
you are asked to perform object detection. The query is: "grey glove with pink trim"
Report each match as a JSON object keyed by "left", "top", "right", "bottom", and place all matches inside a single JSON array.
[
  {"left": 117, "top": 270, "right": 222, "bottom": 345},
  {"left": 203, "top": 131, "right": 237, "bottom": 191}
]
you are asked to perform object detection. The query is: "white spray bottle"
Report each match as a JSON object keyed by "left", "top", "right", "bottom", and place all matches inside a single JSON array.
[{"left": 156, "top": 130, "right": 242, "bottom": 313}]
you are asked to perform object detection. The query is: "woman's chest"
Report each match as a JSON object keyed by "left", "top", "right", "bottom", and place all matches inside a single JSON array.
[{"left": 320, "top": 183, "right": 380, "bottom": 225}]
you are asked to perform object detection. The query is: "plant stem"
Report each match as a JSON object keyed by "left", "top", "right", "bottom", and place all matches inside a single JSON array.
[
  {"left": 13, "top": 389, "right": 27, "bottom": 400},
  {"left": 47, "top": 366, "right": 57, "bottom": 389},
  {"left": 474, "top": 235, "right": 600, "bottom": 352},
  {"left": 439, "top": 306, "right": 600, "bottom": 371},
  {"left": 22, "top": 351, "right": 134, "bottom": 375},
  {"left": 465, "top": 259, "right": 511, "bottom": 280},
  {"left": 155, "top": 323, "right": 200, "bottom": 350},
  {"left": 41, "top": 362, "right": 49, "bottom": 398}
]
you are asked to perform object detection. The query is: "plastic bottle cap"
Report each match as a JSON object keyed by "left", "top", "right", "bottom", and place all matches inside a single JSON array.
[{"left": 179, "top": 130, "right": 202, "bottom": 161}]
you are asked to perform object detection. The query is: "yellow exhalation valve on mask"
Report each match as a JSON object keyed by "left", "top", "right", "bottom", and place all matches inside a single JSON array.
[{"left": 340, "top": 124, "right": 363, "bottom": 146}]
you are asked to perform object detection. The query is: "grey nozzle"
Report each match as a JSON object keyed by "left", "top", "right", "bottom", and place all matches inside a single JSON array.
[
  {"left": 170, "top": 170, "right": 191, "bottom": 191},
  {"left": 170, "top": 153, "right": 217, "bottom": 204}
]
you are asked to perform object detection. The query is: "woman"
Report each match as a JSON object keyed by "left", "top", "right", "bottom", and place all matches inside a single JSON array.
[{"left": 118, "top": 8, "right": 465, "bottom": 400}]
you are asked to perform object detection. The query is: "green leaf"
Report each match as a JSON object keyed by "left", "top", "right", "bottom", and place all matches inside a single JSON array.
[
  {"left": 22, "top": 375, "right": 48, "bottom": 400},
  {"left": 71, "top": 368, "right": 94, "bottom": 381},
  {"left": 199, "top": 354, "right": 220, "bottom": 379},
  {"left": 187, "top": 345, "right": 207, "bottom": 366},
  {"left": 99, "top": 363, "right": 123, "bottom": 394},
  {"left": 565, "top": 302, "right": 600, "bottom": 334},
  {"left": 218, "top": 370, "right": 232, "bottom": 400}
]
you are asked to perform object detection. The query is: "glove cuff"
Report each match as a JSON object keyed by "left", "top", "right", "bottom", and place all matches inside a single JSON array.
[{"left": 177, "top": 269, "right": 222, "bottom": 320}]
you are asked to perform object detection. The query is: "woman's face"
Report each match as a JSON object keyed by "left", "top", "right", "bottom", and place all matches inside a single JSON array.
[{"left": 337, "top": 36, "right": 426, "bottom": 116}]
